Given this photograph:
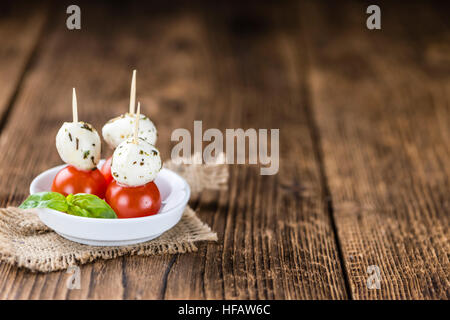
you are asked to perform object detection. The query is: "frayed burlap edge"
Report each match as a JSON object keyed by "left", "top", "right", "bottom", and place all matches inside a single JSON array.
[
  {"left": 0, "top": 206, "right": 217, "bottom": 273},
  {"left": 0, "top": 160, "right": 226, "bottom": 272},
  {"left": 164, "top": 155, "right": 229, "bottom": 194}
]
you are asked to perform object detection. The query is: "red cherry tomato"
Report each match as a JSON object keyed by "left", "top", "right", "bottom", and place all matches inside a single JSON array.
[
  {"left": 100, "top": 156, "right": 113, "bottom": 185},
  {"left": 105, "top": 180, "right": 161, "bottom": 218},
  {"left": 51, "top": 165, "right": 107, "bottom": 198}
]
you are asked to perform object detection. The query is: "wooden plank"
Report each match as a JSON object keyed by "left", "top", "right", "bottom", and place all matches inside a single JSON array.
[
  {"left": 0, "top": 1, "right": 48, "bottom": 127},
  {"left": 0, "top": 1, "right": 347, "bottom": 299},
  {"left": 162, "top": 2, "right": 348, "bottom": 299},
  {"left": 301, "top": 1, "right": 450, "bottom": 299}
]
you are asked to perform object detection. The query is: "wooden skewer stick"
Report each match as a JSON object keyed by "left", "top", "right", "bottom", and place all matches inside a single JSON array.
[
  {"left": 134, "top": 102, "right": 140, "bottom": 144},
  {"left": 72, "top": 88, "right": 78, "bottom": 123},
  {"left": 129, "top": 69, "right": 137, "bottom": 114}
]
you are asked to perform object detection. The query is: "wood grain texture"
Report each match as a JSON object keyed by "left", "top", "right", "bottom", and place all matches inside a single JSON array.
[
  {"left": 0, "top": 1, "right": 47, "bottom": 128},
  {"left": 301, "top": 1, "right": 450, "bottom": 299},
  {"left": 162, "top": 2, "right": 347, "bottom": 300},
  {"left": 0, "top": 1, "right": 347, "bottom": 299},
  {"left": 0, "top": 0, "right": 448, "bottom": 300}
]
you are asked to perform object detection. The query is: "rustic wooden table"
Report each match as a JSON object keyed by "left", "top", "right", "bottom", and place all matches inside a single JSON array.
[{"left": 0, "top": 0, "right": 448, "bottom": 300}]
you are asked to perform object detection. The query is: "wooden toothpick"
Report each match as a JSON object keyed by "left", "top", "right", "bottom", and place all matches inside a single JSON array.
[
  {"left": 129, "top": 69, "right": 136, "bottom": 114},
  {"left": 134, "top": 102, "right": 140, "bottom": 144},
  {"left": 72, "top": 88, "right": 78, "bottom": 123}
]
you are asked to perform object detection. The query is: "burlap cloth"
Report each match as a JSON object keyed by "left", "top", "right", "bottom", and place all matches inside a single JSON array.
[{"left": 0, "top": 160, "right": 228, "bottom": 272}]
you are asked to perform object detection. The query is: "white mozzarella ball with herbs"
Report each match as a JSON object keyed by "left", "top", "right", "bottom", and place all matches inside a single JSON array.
[
  {"left": 56, "top": 122, "right": 101, "bottom": 171},
  {"left": 102, "top": 113, "right": 157, "bottom": 149},
  {"left": 111, "top": 138, "right": 162, "bottom": 186}
]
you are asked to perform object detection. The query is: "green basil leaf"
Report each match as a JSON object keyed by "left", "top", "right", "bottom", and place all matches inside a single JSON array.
[
  {"left": 19, "top": 192, "right": 69, "bottom": 212},
  {"left": 66, "top": 193, "right": 117, "bottom": 219}
]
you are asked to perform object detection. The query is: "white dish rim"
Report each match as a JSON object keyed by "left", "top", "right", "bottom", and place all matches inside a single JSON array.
[{"left": 29, "top": 163, "right": 191, "bottom": 222}]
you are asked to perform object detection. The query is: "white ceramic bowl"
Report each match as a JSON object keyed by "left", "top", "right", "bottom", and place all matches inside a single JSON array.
[{"left": 29, "top": 161, "right": 190, "bottom": 246}]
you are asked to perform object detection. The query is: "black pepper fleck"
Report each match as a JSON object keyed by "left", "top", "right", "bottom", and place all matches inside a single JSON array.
[{"left": 80, "top": 123, "right": 93, "bottom": 131}]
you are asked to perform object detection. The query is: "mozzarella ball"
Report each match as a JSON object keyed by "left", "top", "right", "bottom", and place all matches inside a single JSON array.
[
  {"left": 102, "top": 113, "right": 157, "bottom": 149},
  {"left": 111, "top": 137, "right": 162, "bottom": 186},
  {"left": 56, "top": 122, "right": 101, "bottom": 171}
]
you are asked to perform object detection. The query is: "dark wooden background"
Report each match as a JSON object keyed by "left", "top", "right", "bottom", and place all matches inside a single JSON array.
[{"left": 0, "top": 0, "right": 448, "bottom": 299}]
